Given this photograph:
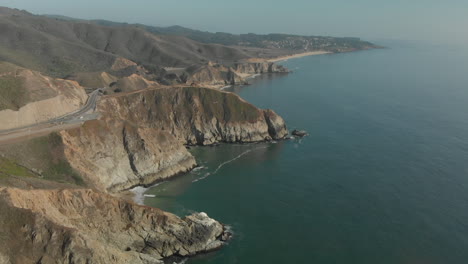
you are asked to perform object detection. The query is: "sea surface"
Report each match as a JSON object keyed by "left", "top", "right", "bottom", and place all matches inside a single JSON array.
[{"left": 144, "top": 40, "right": 468, "bottom": 264}]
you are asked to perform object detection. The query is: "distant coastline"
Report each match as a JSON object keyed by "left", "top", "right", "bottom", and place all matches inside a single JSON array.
[{"left": 218, "top": 51, "right": 332, "bottom": 90}]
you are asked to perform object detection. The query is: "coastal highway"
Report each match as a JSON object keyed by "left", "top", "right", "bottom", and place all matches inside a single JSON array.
[{"left": 0, "top": 89, "right": 103, "bottom": 145}]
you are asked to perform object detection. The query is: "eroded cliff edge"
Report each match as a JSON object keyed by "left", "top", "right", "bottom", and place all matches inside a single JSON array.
[
  {"left": 185, "top": 61, "right": 289, "bottom": 88},
  {"left": 0, "top": 86, "right": 288, "bottom": 263},
  {"left": 0, "top": 187, "right": 230, "bottom": 264},
  {"left": 60, "top": 87, "right": 288, "bottom": 192}
]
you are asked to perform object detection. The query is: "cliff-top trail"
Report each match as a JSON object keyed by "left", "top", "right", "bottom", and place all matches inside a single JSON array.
[{"left": 0, "top": 6, "right": 379, "bottom": 263}]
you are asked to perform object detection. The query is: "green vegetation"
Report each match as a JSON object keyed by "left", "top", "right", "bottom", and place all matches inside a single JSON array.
[
  {"left": 0, "top": 133, "right": 86, "bottom": 186},
  {"left": 89, "top": 21, "right": 378, "bottom": 51},
  {"left": 2, "top": 9, "right": 378, "bottom": 86},
  {"left": 147, "top": 87, "right": 262, "bottom": 127},
  {"left": 65, "top": 72, "right": 118, "bottom": 89},
  {"left": 0, "top": 75, "right": 26, "bottom": 111},
  {"left": 182, "top": 87, "right": 260, "bottom": 122},
  {"left": 24, "top": 134, "right": 84, "bottom": 185},
  {"left": 43, "top": 160, "right": 85, "bottom": 186},
  {"left": 47, "top": 56, "right": 80, "bottom": 77},
  {"left": 0, "top": 157, "right": 37, "bottom": 178},
  {"left": 0, "top": 13, "right": 115, "bottom": 78},
  {"left": 0, "top": 47, "right": 45, "bottom": 75},
  {"left": 30, "top": 134, "right": 86, "bottom": 185}
]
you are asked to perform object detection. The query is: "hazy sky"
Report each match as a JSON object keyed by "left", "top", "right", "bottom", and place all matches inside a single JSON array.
[{"left": 1, "top": 0, "right": 467, "bottom": 44}]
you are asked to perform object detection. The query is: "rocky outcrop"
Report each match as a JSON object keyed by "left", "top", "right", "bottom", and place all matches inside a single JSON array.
[
  {"left": 61, "top": 122, "right": 196, "bottom": 192},
  {"left": 226, "top": 68, "right": 247, "bottom": 85},
  {"left": 65, "top": 58, "right": 162, "bottom": 94},
  {"left": 186, "top": 63, "right": 231, "bottom": 87},
  {"left": 94, "top": 86, "right": 289, "bottom": 145},
  {"left": 185, "top": 61, "right": 288, "bottom": 88},
  {"left": 292, "top": 129, "right": 308, "bottom": 137},
  {"left": 65, "top": 71, "right": 118, "bottom": 89},
  {"left": 232, "top": 62, "right": 289, "bottom": 75},
  {"left": 0, "top": 187, "right": 229, "bottom": 264},
  {"left": 60, "top": 87, "right": 288, "bottom": 192},
  {"left": 111, "top": 57, "right": 138, "bottom": 72},
  {"left": 109, "top": 74, "right": 159, "bottom": 93}
]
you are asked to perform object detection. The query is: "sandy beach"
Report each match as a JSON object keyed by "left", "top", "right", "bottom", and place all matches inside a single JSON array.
[{"left": 267, "top": 51, "right": 331, "bottom": 62}]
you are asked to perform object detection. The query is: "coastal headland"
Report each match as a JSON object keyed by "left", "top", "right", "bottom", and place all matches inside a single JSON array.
[{"left": 0, "top": 6, "right": 379, "bottom": 263}]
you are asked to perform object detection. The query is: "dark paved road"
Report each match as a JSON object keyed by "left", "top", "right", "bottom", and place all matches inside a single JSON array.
[{"left": 0, "top": 89, "right": 102, "bottom": 144}]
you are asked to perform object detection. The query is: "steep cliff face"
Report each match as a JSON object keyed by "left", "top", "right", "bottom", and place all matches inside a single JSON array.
[
  {"left": 185, "top": 62, "right": 288, "bottom": 88},
  {"left": 95, "top": 87, "right": 289, "bottom": 145},
  {"left": 60, "top": 87, "right": 288, "bottom": 192},
  {"left": 186, "top": 63, "right": 231, "bottom": 87},
  {"left": 0, "top": 187, "right": 229, "bottom": 264},
  {"left": 61, "top": 121, "right": 196, "bottom": 192},
  {"left": 232, "top": 62, "right": 289, "bottom": 74}
]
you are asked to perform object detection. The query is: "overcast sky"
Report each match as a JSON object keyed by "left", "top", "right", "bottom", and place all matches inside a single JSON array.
[{"left": 1, "top": 0, "right": 467, "bottom": 45}]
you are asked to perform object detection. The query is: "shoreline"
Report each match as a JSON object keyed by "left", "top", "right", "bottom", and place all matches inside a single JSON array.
[
  {"left": 267, "top": 51, "right": 332, "bottom": 62},
  {"left": 192, "top": 51, "right": 336, "bottom": 91},
  {"left": 128, "top": 50, "right": 343, "bottom": 198}
]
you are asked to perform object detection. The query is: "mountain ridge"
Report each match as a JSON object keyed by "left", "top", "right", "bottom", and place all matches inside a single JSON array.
[
  {"left": 44, "top": 14, "right": 379, "bottom": 51},
  {"left": 0, "top": 6, "right": 379, "bottom": 91}
]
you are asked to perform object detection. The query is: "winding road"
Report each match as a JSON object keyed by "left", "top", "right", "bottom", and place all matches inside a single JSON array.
[{"left": 0, "top": 89, "right": 103, "bottom": 145}]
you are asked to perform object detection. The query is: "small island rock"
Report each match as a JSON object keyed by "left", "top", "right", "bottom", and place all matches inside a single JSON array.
[{"left": 292, "top": 129, "right": 308, "bottom": 137}]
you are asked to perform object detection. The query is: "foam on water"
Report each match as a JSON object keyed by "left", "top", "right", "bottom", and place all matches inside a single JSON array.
[
  {"left": 130, "top": 182, "right": 165, "bottom": 205},
  {"left": 192, "top": 148, "right": 266, "bottom": 183},
  {"left": 192, "top": 166, "right": 206, "bottom": 172},
  {"left": 246, "top": 74, "right": 261, "bottom": 80}
]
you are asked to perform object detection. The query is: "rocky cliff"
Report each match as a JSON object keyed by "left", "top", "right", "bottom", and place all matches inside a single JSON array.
[
  {"left": 60, "top": 122, "right": 196, "bottom": 192},
  {"left": 186, "top": 61, "right": 288, "bottom": 88},
  {"left": 232, "top": 62, "right": 289, "bottom": 75},
  {"left": 60, "top": 87, "right": 288, "bottom": 192},
  {"left": 186, "top": 63, "right": 233, "bottom": 88},
  {"left": 98, "top": 87, "right": 288, "bottom": 145},
  {"left": 0, "top": 187, "right": 230, "bottom": 264}
]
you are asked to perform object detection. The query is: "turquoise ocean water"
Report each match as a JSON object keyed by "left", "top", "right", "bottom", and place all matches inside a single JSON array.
[{"left": 145, "top": 41, "right": 468, "bottom": 264}]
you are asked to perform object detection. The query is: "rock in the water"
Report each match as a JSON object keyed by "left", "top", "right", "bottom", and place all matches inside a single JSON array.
[{"left": 292, "top": 129, "right": 308, "bottom": 137}]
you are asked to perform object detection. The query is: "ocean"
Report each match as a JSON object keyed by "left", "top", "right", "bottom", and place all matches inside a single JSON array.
[{"left": 144, "top": 40, "right": 468, "bottom": 264}]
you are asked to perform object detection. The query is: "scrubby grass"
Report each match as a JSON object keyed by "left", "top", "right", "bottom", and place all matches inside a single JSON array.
[
  {"left": 43, "top": 160, "right": 85, "bottom": 185},
  {"left": 0, "top": 76, "right": 26, "bottom": 111},
  {"left": 0, "top": 157, "right": 36, "bottom": 178},
  {"left": 26, "top": 134, "right": 85, "bottom": 185},
  {"left": 0, "top": 62, "right": 19, "bottom": 74},
  {"left": 0, "top": 47, "right": 45, "bottom": 74},
  {"left": 0, "top": 133, "right": 86, "bottom": 186},
  {"left": 47, "top": 56, "right": 81, "bottom": 77},
  {"left": 182, "top": 87, "right": 261, "bottom": 122}
]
